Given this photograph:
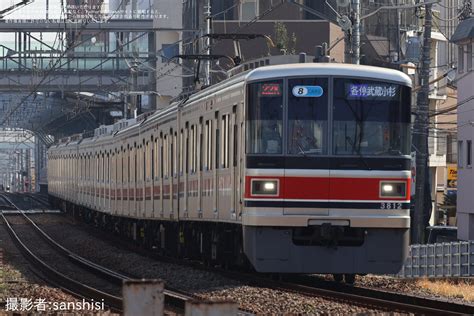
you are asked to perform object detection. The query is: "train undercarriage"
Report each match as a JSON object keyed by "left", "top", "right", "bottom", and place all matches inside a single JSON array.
[{"left": 50, "top": 195, "right": 408, "bottom": 285}]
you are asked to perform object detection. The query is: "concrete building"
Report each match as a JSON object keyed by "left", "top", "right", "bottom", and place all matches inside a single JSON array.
[
  {"left": 452, "top": 17, "right": 474, "bottom": 240},
  {"left": 107, "top": 0, "right": 183, "bottom": 109},
  {"left": 181, "top": 0, "right": 345, "bottom": 92}
]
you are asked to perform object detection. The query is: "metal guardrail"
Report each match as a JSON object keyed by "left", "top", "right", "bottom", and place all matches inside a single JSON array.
[{"left": 399, "top": 241, "right": 474, "bottom": 278}]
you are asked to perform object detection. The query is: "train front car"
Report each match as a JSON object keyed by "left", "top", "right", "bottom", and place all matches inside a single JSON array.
[{"left": 242, "top": 64, "right": 412, "bottom": 276}]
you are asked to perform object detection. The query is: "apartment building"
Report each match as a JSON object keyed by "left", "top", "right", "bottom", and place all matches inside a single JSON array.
[{"left": 452, "top": 16, "right": 474, "bottom": 240}]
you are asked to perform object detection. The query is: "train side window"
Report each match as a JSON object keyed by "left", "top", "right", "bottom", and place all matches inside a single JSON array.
[
  {"left": 173, "top": 131, "right": 177, "bottom": 177},
  {"left": 96, "top": 153, "right": 100, "bottom": 182},
  {"left": 185, "top": 127, "right": 189, "bottom": 174},
  {"left": 221, "top": 114, "right": 230, "bottom": 168},
  {"left": 204, "top": 122, "right": 207, "bottom": 170},
  {"left": 216, "top": 123, "right": 220, "bottom": 169},
  {"left": 180, "top": 129, "right": 184, "bottom": 175},
  {"left": 163, "top": 135, "right": 168, "bottom": 178},
  {"left": 233, "top": 123, "right": 238, "bottom": 167},
  {"left": 151, "top": 139, "right": 155, "bottom": 179},
  {"left": 206, "top": 120, "right": 213, "bottom": 170},
  {"left": 193, "top": 125, "right": 198, "bottom": 172},
  {"left": 127, "top": 147, "right": 130, "bottom": 183},
  {"left": 199, "top": 125, "right": 203, "bottom": 171},
  {"left": 134, "top": 144, "right": 138, "bottom": 184},
  {"left": 154, "top": 138, "right": 158, "bottom": 179}
]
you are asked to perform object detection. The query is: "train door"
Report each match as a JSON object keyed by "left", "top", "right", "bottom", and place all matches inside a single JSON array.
[
  {"left": 187, "top": 122, "right": 199, "bottom": 219},
  {"left": 162, "top": 132, "right": 171, "bottom": 218},
  {"left": 94, "top": 151, "right": 99, "bottom": 210},
  {"left": 152, "top": 136, "right": 161, "bottom": 218},
  {"left": 201, "top": 117, "right": 214, "bottom": 220},
  {"left": 111, "top": 151, "right": 115, "bottom": 215},
  {"left": 158, "top": 134, "right": 164, "bottom": 218},
  {"left": 214, "top": 111, "right": 220, "bottom": 220},
  {"left": 145, "top": 138, "right": 152, "bottom": 218},
  {"left": 179, "top": 127, "right": 188, "bottom": 219},
  {"left": 171, "top": 130, "right": 178, "bottom": 220},
  {"left": 106, "top": 152, "right": 110, "bottom": 212},
  {"left": 231, "top": 105, "right": 240, "bottom": 220},
  {"left": 197, "top": 119, "right": 203, "bottom": 219},
  {"left": 125, "top": 145, "right": 130, "bottom": 217},
  {"left": 137, "top": 142, "right": 143, "bottom": 218},
  {"left": 218, "top": 112, "right": 232, "bottom": 221},
  {"left": 118, "top": 148, "right": 122, "bottom": 215}
]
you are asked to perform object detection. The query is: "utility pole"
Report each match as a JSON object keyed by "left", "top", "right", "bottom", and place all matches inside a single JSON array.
[
  {"left": 351, "top": 0, "right": 361, "bottom": 64},
  {"left": 204, "top": 0, "right": 212, "bottom": 86},
  {"left": 344, "top": 30, "right": 352, "bottom": 63},
  {"left": 413, "top": 3, "right": 433, "bottom": 244}
]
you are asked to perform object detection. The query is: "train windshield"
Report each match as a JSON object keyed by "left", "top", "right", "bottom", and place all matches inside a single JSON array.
[
  {"left": 332, "top": 78, "right": 411, "bottom": 156},
  {"left": 288, "top": 78, "right": 328, "bottom": 155},
  {"left": 246, "top": 80, "right": 284, "bottom": 154}
]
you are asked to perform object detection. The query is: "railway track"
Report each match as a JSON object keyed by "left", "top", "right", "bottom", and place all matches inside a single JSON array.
[
  {"left": 74, "top": 212, "right": 474, "bottom": 315},
  {"left": 6, "top": 193, "right": 472, "bottom": 315},
  {"left": 0, "top": 194, "right": 200, "bottom": 314}
]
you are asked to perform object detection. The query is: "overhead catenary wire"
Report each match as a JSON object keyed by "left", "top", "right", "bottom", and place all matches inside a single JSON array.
[{"left": 0, "top": 0, "right": 128, "bottom": 127}]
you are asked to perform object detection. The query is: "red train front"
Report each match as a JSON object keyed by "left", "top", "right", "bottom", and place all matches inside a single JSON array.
[{"left": 241, "top": 64, "right": 412, "bottom": 276}]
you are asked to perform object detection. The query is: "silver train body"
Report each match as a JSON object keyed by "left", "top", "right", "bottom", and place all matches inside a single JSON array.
[{"left": 48, "top": 63, "right": 412, "bottom": 274}]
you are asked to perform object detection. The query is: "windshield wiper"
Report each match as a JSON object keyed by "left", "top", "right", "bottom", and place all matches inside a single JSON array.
[
  {"left": 296, "top": 140, "right": 308, "bottom": 157},
  {"left": 345, "top": 136, "right": 372, "bottom": 170}
]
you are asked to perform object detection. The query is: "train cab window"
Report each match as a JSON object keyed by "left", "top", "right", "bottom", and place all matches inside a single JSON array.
[
  {"left": 332, "top": 78, "right": 411, "bottom": 156},
  {"left": 288, "top": 78, "right": 328, "bottom": 155},
  {"left": 247, "top": 80, "right": 283, "bottom": 154}
]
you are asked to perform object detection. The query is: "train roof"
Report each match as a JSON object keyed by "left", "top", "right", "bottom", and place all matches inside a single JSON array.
[{"left": 245, "top": 63, "right": 412, "bottom": 87}]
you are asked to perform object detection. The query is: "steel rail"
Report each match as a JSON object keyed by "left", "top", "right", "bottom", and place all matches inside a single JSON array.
[
  {"left": 0, "top": 193, "right": 196, "bottom": 312},
  {"left": 82, "top": 214, "right": 471, "bottom": 315},
  {"left": 0, "top": 211, "right": 123, "bottom": 311}
]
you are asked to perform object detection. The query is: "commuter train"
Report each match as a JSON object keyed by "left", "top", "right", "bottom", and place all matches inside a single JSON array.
[{"left": 48, "top": 63, "right": 412, "bottom": 281}]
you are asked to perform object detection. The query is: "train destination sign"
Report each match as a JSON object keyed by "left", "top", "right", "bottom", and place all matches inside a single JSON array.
[
  {"left": 292, "top": 85, "right": 324, "bottom": 97},
  {"left": 346, "top": 83, "right": 398, "bottom": 100},
  {"left": 260, "top": 83, "right": 282, "bottom": 96}
]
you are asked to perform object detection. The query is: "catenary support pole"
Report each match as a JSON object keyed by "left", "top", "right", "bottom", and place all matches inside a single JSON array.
[
  {"left": 351, "top": 0, "right": 361, "bottom": 64},
  {"left": 413, "top": 3, "right": 433, "bottom": 244}
]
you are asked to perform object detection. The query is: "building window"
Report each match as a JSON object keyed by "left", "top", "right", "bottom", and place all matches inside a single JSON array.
[
  {"left": 458, "top": 45, "right": 464, "bottom": 73},
  {"left": 161, "top": 43, "right": 179, "bottom": 63},
  {"left": 212, "top": 0, "right": 235, "bottom": 20},
  {"left": 467, "top": 140, "right": 472, "bottom": 168},
  {"left": 240, "top": 0, "right": 258, "bottom": 20},
  {"left": 467, "top": 43, "right": 473, "bottom": 71},
  {"left": 458, "top": 140, "right": 464, "bottom": 167}
]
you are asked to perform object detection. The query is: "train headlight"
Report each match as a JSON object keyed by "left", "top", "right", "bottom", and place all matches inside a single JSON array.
[
  {"left": 251, "top": 179, "right": 278, "bottom": 196},
  {"left": 380, "top": 181, "right": 406, "bottom": 198}
]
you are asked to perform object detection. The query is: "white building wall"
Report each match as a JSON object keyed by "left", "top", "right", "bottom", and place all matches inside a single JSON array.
[
  {"left": 457, "top": 39, "right": 474, "bottom": 240},
  {"left": 154, "top": 0, "right": 183, "bottom": 108}
]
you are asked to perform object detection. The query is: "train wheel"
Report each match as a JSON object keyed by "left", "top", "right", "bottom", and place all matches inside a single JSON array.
[
  {"left": 332, "top": 274, "right": 343, "bottom": 282},
  {"left": 344, "top": 274, "right": 356, "bottom": 285}
]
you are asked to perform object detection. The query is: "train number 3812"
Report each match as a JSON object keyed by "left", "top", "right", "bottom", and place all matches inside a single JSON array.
[{"left": 380, "top": 202, "right": 402, "bottom": 210}]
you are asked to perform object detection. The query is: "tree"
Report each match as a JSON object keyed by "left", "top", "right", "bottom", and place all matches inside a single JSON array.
[{"left": 273, "top": 22, "right": 296, "bottom": 55}]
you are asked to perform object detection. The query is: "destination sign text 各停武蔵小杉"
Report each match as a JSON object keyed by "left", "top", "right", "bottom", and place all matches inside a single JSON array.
[{"left": 346, "top": 84, "right": 398, "bottom": 100}]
